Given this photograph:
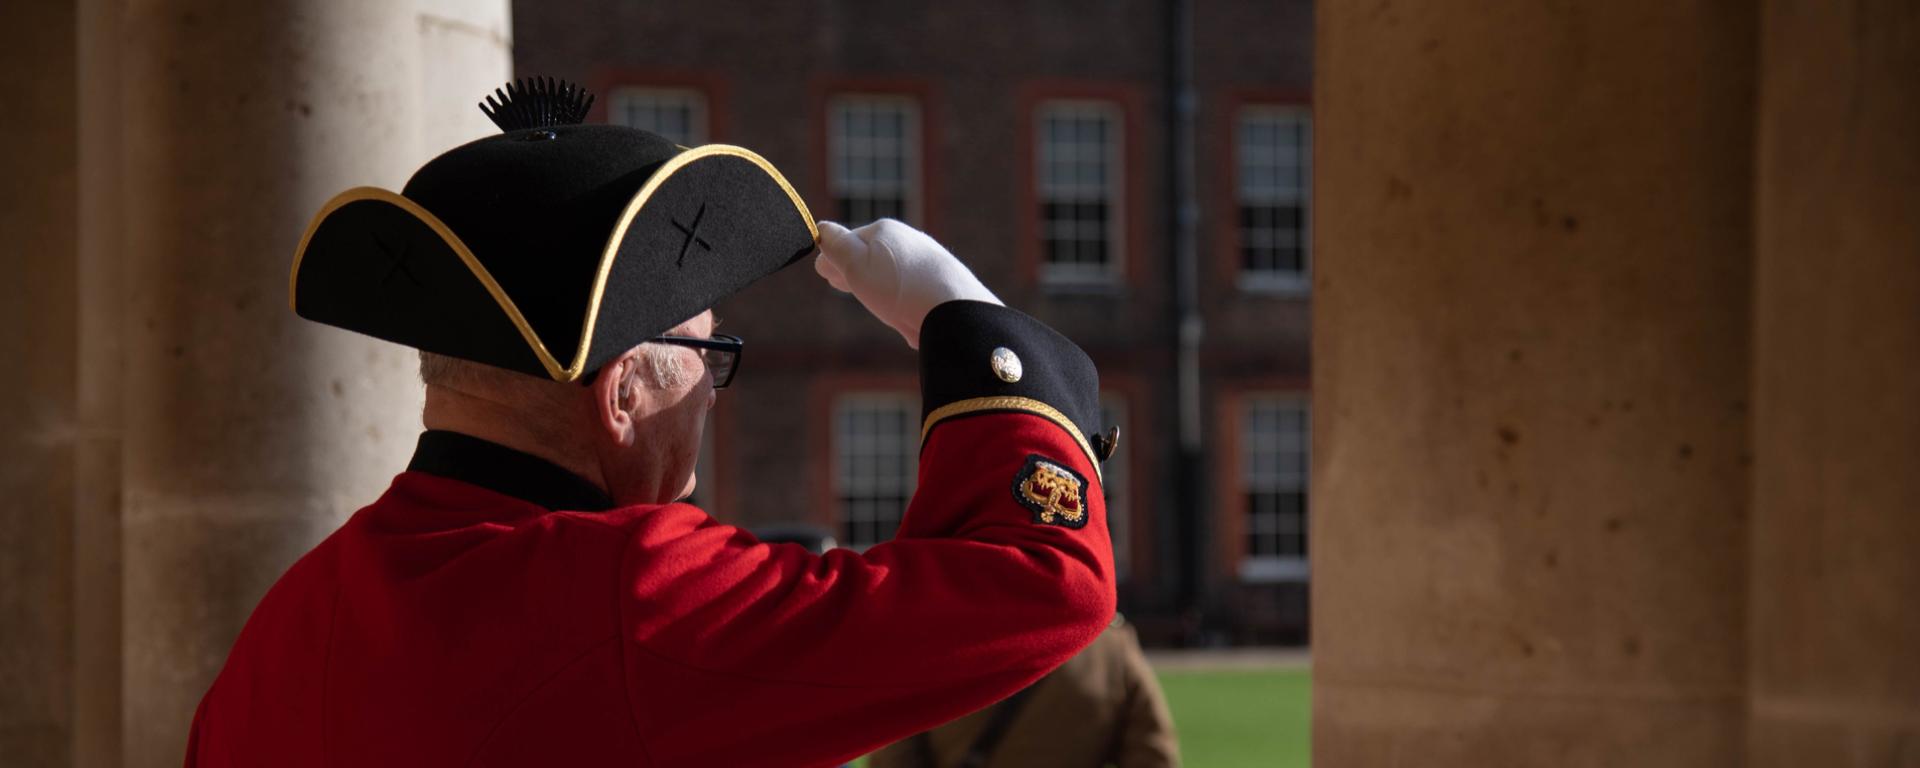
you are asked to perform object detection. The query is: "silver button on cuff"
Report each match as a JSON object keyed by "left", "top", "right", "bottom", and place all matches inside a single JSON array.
[{"left": 990, "top": 347, "right": 1023, "bottom": 383}]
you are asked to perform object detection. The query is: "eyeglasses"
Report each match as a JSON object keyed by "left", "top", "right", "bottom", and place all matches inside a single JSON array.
[{"left": 647, "top": 333, "right": 744, "bottom": 389}]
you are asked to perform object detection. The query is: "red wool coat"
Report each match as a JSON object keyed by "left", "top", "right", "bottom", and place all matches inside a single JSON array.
[{"left": 187, "top": 303, "right": 1116, "bottom": 767}]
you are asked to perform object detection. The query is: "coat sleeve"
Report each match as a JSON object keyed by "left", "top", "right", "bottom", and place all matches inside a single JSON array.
[
  {"left": 182, "top": 695, "right": 208, "bottom": 766},
  {"left": 1113, "top": 621, "right": 1183, "bottom": 768},
  {"left": 617, "top": 300, "right": 1118, "bottom": 768}
]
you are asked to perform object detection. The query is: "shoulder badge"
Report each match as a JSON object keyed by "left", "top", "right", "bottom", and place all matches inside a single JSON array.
[{"left": 1012, "top": 454, "right": 1090, "bottom": 529}]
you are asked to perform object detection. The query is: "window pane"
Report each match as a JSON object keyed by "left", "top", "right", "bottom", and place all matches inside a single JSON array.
[
  {"left": 608, "top": 86, "right": 709, "bottom": 146},
  {"left": 1037, "top": 100, "right": 1122, "bottom": 284},
  {"left": 1237, "top": 108, "right": 1311, "bottom": 284},
  {"left": 833, "top": 394, "right": 920, "bottom": 549},
  {"left": 1242, "top": 396, "right": 1310, "bottom": 565},
  {"left": 831, "top": 96, "right": 921, "bottom": 226}
]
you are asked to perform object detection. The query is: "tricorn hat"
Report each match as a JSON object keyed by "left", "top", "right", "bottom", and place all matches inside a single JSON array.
[{"left": 290, "top": 77, "right": 817, "bottom": 382}]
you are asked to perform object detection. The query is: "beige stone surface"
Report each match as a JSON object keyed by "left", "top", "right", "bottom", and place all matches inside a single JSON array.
[
  {"left": 1749, "top": 1, "right": 1920, "bottom": 765},
  {"left": 73, "top": 2, "right": 127, "bottom": 764},
  {"left": 102, "top": 1, "right": 509, "bottom": 764},
  {"left": 1317, "top": 682, "right": 1741, "bottom": 767},
  {"left": 417, "top": 0, "right": 515, "bottom": 152},
  {"left": 1312, "top": 0, "right": 1756, "bottom": 764},
  {"left": 73, "top": 3, "right": 129, "bottom": 765},
  {"left": 115, "top": 2, "right": 419, "bottom": 759},
  {"left": 0, "top": 3, "right": 79, "bottom": 767}
]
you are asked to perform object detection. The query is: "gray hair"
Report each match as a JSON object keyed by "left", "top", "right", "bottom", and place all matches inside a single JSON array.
[
  {"left": 418, "top": 350, "right": 482, "bottom": 389},
  {"left": 641, "top": 343, "right": 697, "bottom": 390}
]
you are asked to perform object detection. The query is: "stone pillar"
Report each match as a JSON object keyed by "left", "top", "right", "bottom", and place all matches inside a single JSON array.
[
  {"left": 75, "top": 2, "right": 128, "bottom": 765},
  {"left": 1312, "top": 2, "right": 1756, "bottom": 765},
  {"left": 85, "top": 2, "right": 511, "bottom": 765},
  {"left": 0, "top": 3, "right": 79, "bottom": 766},
  {"left": 1748, "top": 1, "right": 1920, "bottom": 764}
]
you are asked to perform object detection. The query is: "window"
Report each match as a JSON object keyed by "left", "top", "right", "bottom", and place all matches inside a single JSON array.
[
  {"left": 608, "top": 86, "right": 708, "bottom": 146},
  {"left": 1240, "top": 396, "right": 1309, "bottom": 582},
  {"left": 1036, "top": 101, "right": 1122, "bottom": 286},
  {"left": 1237, "top": 107, "right": 1311, "bottom": 292},
  {"left": 1098, "top": 395, "right": 1131, "bottom": 580},
  {"left": 833, "top": 394, "right": 919, "bottom": 549},
  {"left": 830, "top": 96, "right": 921, "bottom": 226}
]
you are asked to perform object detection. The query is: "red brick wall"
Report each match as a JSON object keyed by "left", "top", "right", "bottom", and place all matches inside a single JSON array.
[{"left": 513, "top": 0, "right": 1314, "bottom": 641}]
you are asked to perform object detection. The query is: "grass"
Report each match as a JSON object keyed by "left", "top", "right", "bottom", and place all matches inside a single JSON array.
[
  {"left": 851, "top": 664, "right": 1311, "bottom": 767},
  {"left": 1158, "top": 666, "right": 1311, "bottom": 768}
]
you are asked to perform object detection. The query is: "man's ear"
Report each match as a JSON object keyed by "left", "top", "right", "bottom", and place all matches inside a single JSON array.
[{"left": 592, "top": 354, "right": 641, "bottom": 446}]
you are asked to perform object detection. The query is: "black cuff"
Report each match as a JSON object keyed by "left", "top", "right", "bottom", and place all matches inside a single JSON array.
[{"left": 918, "top": 300, "right": 1106, "bottom": 473}]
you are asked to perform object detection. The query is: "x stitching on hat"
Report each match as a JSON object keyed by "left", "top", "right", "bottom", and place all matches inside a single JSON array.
[
  {"left": 373, "top": 229, "right": 423, "bottom": 289},
  {"left": 671, "top": 202, "right": 713, "bottom": 267}
]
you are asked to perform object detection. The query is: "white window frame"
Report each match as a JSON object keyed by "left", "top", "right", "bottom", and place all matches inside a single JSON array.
[
  {"left": 1035, "top": 100, "right": 1124, "bottom": 288},
  {"left": 1235, "top": 106, "right": 1312, "bottom": 295},
  {"left": 831, "top": 393, "right": 920, "bottom": 550},
  {"left": 607, "top": 86, "right": 709, "bottom": 146},
  {"left": 828, "top": 94, "right": 923, "bottom": 226},
  {"left": 1237, "top": 394, "right": 1310, "bottom": 583}
]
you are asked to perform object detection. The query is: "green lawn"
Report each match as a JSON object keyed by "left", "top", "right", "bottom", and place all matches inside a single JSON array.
[
  {"left": 852, "top": 665, "right": 1310, "bottom": 767},
  {"left": 1158, "top": 667, "right": 1310, "bottom": 768}
]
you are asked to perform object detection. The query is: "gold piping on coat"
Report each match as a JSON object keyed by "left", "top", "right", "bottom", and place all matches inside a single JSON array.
[{"left": 922, "top": 396, "right": 1103, "bottom": 481}]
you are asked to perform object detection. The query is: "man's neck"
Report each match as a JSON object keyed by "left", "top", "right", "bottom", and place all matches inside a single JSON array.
[{"left": 420, "top": 385, "right": 609, "bottom": 495}]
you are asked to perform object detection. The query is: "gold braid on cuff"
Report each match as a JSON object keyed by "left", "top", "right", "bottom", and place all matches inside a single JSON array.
[{"left": 921, "top": 396, "right": 1103, "bottom": 481}]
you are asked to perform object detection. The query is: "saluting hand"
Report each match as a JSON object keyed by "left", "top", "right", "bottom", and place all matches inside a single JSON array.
[{"left": 814, "top": 219, "right": 1002, "bottom": 349}]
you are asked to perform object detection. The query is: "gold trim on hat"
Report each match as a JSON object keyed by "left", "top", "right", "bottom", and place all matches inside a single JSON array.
[
  {"left": 288, "top": 144, "right": 817, "bottom": 382},
  {"left": 576, "top": 145, "right": 819, "bottom": 381},
  {"left": 288, "top": 185, "right": 571, "bottom": 377},
  {"left": 921, "top": 396, "right": 1103, "bottom": 481}
]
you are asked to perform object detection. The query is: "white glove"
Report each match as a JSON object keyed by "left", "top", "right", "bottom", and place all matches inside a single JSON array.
[{"left": 814, "top": 219, "right": 1002, "bottom": 349}]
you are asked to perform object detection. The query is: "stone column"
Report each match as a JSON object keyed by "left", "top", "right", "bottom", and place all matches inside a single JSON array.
[
  {"left": 1312, "top": 2, "right": 1756, "bottom": 765},
  {"left": 98, "top": 1, "right": 510, "bottom": 765},
  {"left": 0, "top": 3, "right": 79, "bottom": 766},
  {"left": 1748, "top": 1, "right": 1920, "bottom": 764},
  {"left": 75, "top": 2, "right": 128, "bottom": 765}
]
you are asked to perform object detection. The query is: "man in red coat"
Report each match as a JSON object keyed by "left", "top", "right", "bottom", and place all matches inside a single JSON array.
[{"left": 186, "top": 79, "right": 1116, "bottom": 767}]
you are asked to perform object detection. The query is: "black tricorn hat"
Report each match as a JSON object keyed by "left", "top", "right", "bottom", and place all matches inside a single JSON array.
[{"left": 290, "top": 77, "right": 817, "bottom": 382}]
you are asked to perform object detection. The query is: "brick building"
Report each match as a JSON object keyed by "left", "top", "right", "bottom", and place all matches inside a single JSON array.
[{"left": 515, "top": 0, "right": 1313, "bottom": 645}]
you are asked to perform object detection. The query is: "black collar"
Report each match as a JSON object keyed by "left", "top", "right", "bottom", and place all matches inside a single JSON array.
[{"left": 406, "top": 430, "right": 615, "bottom": 512}]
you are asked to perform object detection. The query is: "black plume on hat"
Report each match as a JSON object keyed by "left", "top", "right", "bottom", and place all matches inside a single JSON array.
[
  {"left": 290, "top": 77, "right": 817, "bottom": 382},
  {"left": 480, "top": 77, "right": 595, "bottom": 132}
]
